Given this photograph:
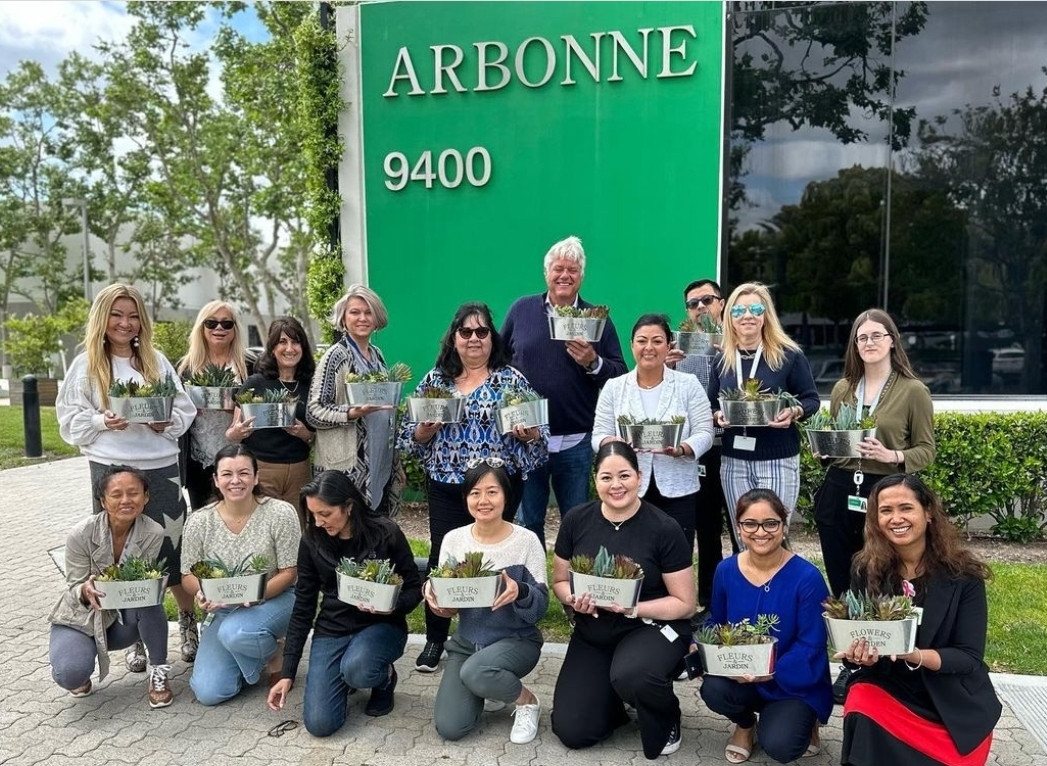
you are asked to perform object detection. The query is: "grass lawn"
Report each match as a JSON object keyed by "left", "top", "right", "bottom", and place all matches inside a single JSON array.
[{"left": 0, "top": 406, "right": 79, "bottom": 469}]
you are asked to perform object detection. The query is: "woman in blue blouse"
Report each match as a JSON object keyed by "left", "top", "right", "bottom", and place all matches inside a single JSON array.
[
  {"left": 396, "top": 302, "right": 548, "bottom": 673},
  {"left": 699, "top": 488, "right": 832, "bottom": 763}
]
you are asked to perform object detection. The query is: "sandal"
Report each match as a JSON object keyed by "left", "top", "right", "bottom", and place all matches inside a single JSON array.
[
  {"left": 804, "top": 722, "right": 821, "bottom": 757},
  {"left": 725, "top": 725, "right": 755, "bottom": 764}
]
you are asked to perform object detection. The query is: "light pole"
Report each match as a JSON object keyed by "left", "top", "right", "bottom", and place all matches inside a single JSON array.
[{"left": 60, "top": 197, "right": 90, "bottom": 301}]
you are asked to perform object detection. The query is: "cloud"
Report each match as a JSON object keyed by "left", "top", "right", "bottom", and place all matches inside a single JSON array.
[{"left": 0, "top": 1, "right": 134, "bottom": 76}]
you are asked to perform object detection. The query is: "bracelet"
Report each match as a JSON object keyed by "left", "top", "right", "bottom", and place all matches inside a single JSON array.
[
  {"left": 895, "top": 450, "right": 904, "bottom": 464},
  {"left": 905, "top": 648, "right": 924, "bottom": 671}
]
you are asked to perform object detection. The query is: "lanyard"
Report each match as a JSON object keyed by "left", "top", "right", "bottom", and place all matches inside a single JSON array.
[
  {"left": 734, "top": 344, "right": 764, "bottom": 385},
  {"left": 343, "top": 336, "right": 381, "bottom": 373},
  {"left": 854, "top": 374, "right": 889, "bottom": 417}
]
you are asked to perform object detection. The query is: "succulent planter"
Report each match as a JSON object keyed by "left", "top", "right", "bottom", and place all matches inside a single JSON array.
[
  {"left": 718, "top": 397, "right": 786, "bottom": 427},
  {"left": 96, "top": 575, "right": 168, "bottom": 610},
  {"left": 675, "top": 331, "right": 723, "bottom": 356},
  {"left": 110, "top": 395, "right": 175, "bottom": 423},
  {"left": 497, "top": 398, "right": 549, "bottom": 433},
  {"left": 345, "top": 381, "right": 403, "bottom": 407},
  {"left": 186, "top": 385, "right": 238, "bottom": 411},
  {"left": 617, "top": 422, "right": 684, "bottom": 451},
  {"left": 806, "top": 428, "right": 878, "bottom": 459},
  {"left": 429, "top": 574, "right": 503, "bottom": 608},
  {"left": 336, "top": 573, "right": 402, "bottom": 612},
  {"left": 548, "top": 316, "right": 606, "bottom": 342},
  {"left": 568, "top": 571, "right": 643, "bottom": 609},
  {"left": 240, "top": 401, "right": 297, "bottom": 429},
  {"left": 824, "top": 615, "right": 918, "bottom": 655},
  {"left": 696, "top": 638, "right": 778, "bottom": 677},
  {"left": 199, "top": 572, "right": 269, "bottom": 606},
  {"left": 406, "top": 396, "right": 465, "bottom": 424}
]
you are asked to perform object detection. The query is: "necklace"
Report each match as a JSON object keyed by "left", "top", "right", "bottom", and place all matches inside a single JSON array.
[
  {"left": 637, "top": 378, "right": 662, "bottom": 390},
  {"left": 602, "top": 502, "right": 641, "bottom": 530},
  {"left": 217, "top": 500, "right": 256, "bottom": 532},
  {"left": 747, "top": 548, "right": 788, "bottom": 592},
  {"left": 279, "top": 379, "right": 299, "bottom": 393}
]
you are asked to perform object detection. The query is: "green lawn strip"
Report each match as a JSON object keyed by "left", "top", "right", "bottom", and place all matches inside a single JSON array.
[
  {"left": 0, "top": 406, "right": 79, "bottom": 469},
  {"left": 984, "top": 562, "right": 1047, "bottom": 675}
]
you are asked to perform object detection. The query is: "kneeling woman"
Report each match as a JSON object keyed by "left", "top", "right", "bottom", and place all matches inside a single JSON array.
[
  {"left": 181, "top": 444, "right": 301, "bottom": 705},
  {"left": 267, "top": 471, "right": 422, "bottom": 737},
  {"left": 699, "top": 488, "right": 832, "bottom": 763},
  {"left": 428, "top": 460, "right": 549, "bottom": 745},
  {"left": 551, "top": 442, "right": 695, "bottom": 760}
]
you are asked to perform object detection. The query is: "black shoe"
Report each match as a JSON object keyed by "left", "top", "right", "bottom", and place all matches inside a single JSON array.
[
  {"left": 833, "top": 666, "right": 853, "bottom": 705},
  {"left": 415, "top": 641, "right": 444, "bottom": 673},
  {"left": 365, "top": 667, "right": 397, "bottom": 717},
  {"left": 661, "top": 721, "right": 682, "bottom": 756}
]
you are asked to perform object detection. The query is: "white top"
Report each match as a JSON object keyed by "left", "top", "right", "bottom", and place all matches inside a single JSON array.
[
  {"left": 439, "top": 523, "right": 547, "bottom": 586},
  {"left": 180, "top": 496, "right": 301, "bottom": 575}
]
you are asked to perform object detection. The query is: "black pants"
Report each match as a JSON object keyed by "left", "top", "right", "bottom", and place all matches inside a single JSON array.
[
  {"left": 642, "top": 474, "right": 697, "bottom": 554},
  {"left": 695, "top": 446, "right": 733, "bottom": 606},
  {"left": 814, "top": 467, "right": 879, "bottom": 597},
  {"left": 185, "top": 456, "right": 216, "bottom": 511}
]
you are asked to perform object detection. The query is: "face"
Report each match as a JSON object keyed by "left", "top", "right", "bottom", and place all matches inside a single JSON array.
[
  {"left": 343, "top": 297, "right": 375, "bottom": 343},
  {"left": 875, "top": 484, "right": 931, "bottom": 551},
  {"left": 306, "top": 495, "right": 351, "bottom": 538},
  {"left": 631, "top": 324, "right": 670, "bottom": 371},
  {"left": 685, "top": 285, "right": 724, "bottom": 323},
  {"left": 855, "top": 320, "right": 893, "bottom": 367},
  {"left": 204, "top": 308, "right": 236, "bottom": 350},
  {"left": 465, "top": 473, "right": 506, "bottom": 522},
  {"left": 101, "top": 472, "right": 148, "bottom": 527},
  {"left": 730, "top": 293, "right": 766, "bottom": 344},
  {"left": 737, "top": 501, "right": 785, "bottom": 555},
  {"left": 214, "top": 455, "right": 259, "bottom": 502},
  {"left": 273, "top": 331, "right": 303, "bottom": 371},
  {"left": 453, "top": 313, "right": 492, "bottom": 366},
  {"left": 106, "top": 297, "right": 142, "bottom": 351},
  {"left": 544, "top": 257, "right": 582, "bottom": 306},
  {"left": 594, "top": 454, "right": 641, "bottom": 513}
]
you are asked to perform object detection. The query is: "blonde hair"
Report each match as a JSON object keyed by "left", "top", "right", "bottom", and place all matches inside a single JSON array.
[
  {"left": 719, "top": 282, "right": 799, "bottom": 374},
  {"left": 85, "top": 283, "right": 161, "bottom": 408},
  {"left": 331, "top": 284, "right": 389, "bottom": 334},
  {"left": 177, "top": 300, "right": 249, "bottom": 382}
]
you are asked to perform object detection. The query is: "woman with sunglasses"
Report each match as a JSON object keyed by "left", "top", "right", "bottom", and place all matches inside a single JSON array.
[
  {"left": 698, "top": 488, "right": 831, "bottom": 763},
  {"left": 707, "top": 283, "right": 819, "bottom": 540},
  {"left": 396, "top": 302, "right": 548, "bottom": 673}
]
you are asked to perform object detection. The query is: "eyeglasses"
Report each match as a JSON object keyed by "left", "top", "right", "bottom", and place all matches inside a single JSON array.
[
  {"left": 457, "top": 326, "right": 491, "bottom": 340},
  {"left": 466, "top": 456, "right": 505, "bottom": 469},
  {"left": 730, "top": 303, "right": 766, "bottom": 319},
  {"left": 738, "top": 519, "right": 783, "bottom": 534},
  {"left": 685, "top": 295, "right": 721, "bottom": 309},
  {"left": 855, "top": 332, "right": 888, "bottom": 345},
  {"left": 203, "top": 319, "right": 236, "bottom": 330},
  {"left": 268, "top": 720, "right": 298, "bottom": 738}
]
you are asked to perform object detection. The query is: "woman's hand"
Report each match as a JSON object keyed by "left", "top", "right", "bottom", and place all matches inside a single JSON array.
[
  {"left": 665, "top": 347, "right": 685, "bottom": 368},
  {"left": 228, "top": 416, "right": 255, "bottom": 442},
  {"left": 102, "top": 410, "right": 129, "bottom": 431},
  {"left": 713, "top": 410, "right": 730, "bottom": 428},
  {"left": 349, "top": 404, "right": 393, "bottom": 420},
  {"left": 267, "top": 678, "right": 292, "bottom": 711},
  {"left": 768, "top": 405, "right": 801, "bottom": 429},
  {"left": 285, "top": 419, "right": 312, "bottom": 443},
  {"left": 414, "top": 421, "right": 441, "bottom": 444},
  {"left": 511, "top": 424, "right": 540, "bottom": 444},
  {"left": 147, "top": 420, "right": 171, "bottom": 433},
  {"left": 80, "top": 575, "right": 104, "bottom": 611},
  {"left": 422, "top": 580, "right": 458, "bottom": 618},
  {"left": 833, "top": 637, "right": 880, "bottom": 666},
  {"left": 490, "top": 571, "right": 520, "bottom": 611},
  {"left": 859, "top": 436, "right": 898, "bottom": 464},
  {"left": 732, "top": 673, "right": 774, "bottom": 684},
  {"left": 657, "top": 444, "right": 692, "bottom": 458},
  {"left": 196, "top": 590, "right": 227, "bottom": 613},
  {"left": 566, "top": 591, "right": 599, "bottom": 618}
]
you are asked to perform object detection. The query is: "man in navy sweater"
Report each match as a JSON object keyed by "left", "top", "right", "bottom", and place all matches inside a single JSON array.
[{"left": 501, "top": 235, "right": 626, "bottom": 547}]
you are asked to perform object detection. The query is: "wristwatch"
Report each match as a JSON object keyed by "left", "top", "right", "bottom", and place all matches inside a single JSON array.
[{"left": 585, "top": 357, "right": 600, "bottom": 372}]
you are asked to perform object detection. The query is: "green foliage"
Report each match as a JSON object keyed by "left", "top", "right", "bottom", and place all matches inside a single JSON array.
[
  {"left": 616, "top": 414, "right": 686, "bottom": 425},
  {"left": 985, "top": 562, "right": 1047, "bottom": 674},
  {"left": 0, "top": 406, "right": 79, "bottom": 469},
  {"left": 306, "top": 250, "right": 345, "bottom": 345},
  {"left": 569, "top": 546, "right": 644, "bottom": 579},
  {"left": 429, "top": 551, "right": 498, "bottom": 579},
  {"left": 109, "top": 372, "right": 178, "bottom": 399},
  {"left": 414, "top": 385, "right": 456, "bottom": 399},
  {"left": 2, "top": 299, "right": 88, "bottom": 376},
  {"left": 235, "top": 387, "right": 297, "bottom": 404},
  {"left": 822, "top": 590, "right": 918, "bottom": 620},
  {"left": 189, "top": 553, "right": 271, "bottom": 579},
  {"left": 186, "top": 363, "right": 237, "bottom": 387},
  {"left": 552, "top": 305, "right": 609, "bottom": 319},
  {"left": 96, "top": 556, "right": 166, "bottom": 581},
  {"left": 697, "top": 615, "right": 779, "bottom": 646},
  {"left": 336, "top": 557, "right": 403, "bottom": 586},
  {"left": 345, "top": 362, "right": 412, "bottom": 384},
  {"left": 678, "top": 315, "right": 722, "bottom": 333},
  {"left": 501, "top": 386, "right": 543, "bottom": 406},
  {"left": 152, "top": 320, "right": 192, "bottom": 365},
  {"left": 805, "top": 404, "right": 876, "bottom": 431}
]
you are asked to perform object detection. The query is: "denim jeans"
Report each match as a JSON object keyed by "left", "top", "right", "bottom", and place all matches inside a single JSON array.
[
  {"left": 190, "top": 588, "right": 295, "bottom": 706},
  {"left": 517, "top": 437, "right": 593, "bottom": 547},
  {"left": 303, "top": 623, "right": 407, "bottom": 737}
]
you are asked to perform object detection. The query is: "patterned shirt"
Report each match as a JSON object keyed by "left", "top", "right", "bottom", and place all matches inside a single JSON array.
[{"left": 180, "top": 496, "right": 301, "bottom": 575}]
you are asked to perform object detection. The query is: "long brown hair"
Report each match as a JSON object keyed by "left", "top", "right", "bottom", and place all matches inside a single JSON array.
[{"left": 842, "top": 309, "right": 918, "bottom": 388}]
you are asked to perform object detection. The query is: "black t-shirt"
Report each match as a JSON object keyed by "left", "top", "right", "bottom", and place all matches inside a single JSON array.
[{"left": 238, "top": 373, "right": 313, "bottom": 464}]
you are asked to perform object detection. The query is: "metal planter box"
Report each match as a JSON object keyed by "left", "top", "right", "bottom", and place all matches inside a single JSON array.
[
  {"left": 96, "top": 575, "right": 168, "bottom": 610},
  {"left": 548, "top": 316, "right": 606, "bottom": 342},
  {"left": 240, "top": 401, "right": 297, "bottom": 429},
  {"left": 824, "top": 615, "right": 918, "bottom": 655},
  {"left": 336, "top": 573, "right": 402, "bottom": 613},
  {"left": 568, "top": 572, "right": 643, "bottom": 609},
  {"left": 696, "top": 638, "right": 778, "bottom": 677},
  {"left": 110, "top": 396, "right": 175, "bottom": 423},
  {"left": 806, "top": 428, "right": 877, "bottom": 459},
  {"left": 675, "top": 331, "right": 723, "bottom": 356},
  {"left": 199, "top": 572, "right": 269, "bottom": 606},
  {"left": 429, "top": 574, "right": 503, "bottom": 608},
  {"left": 497, "top": 398, "right": 549, "bottom": 433},
  {"left": 406, "top": 396, "right": 465, "bottom": 424},
  {"left": 186, "top": 385, "right": 237, "bottom": 411},
  {"left": 718, "top": 397, "right": 785, "bottom": 427},
  {"left": 345, "top": 381, "right": 403, "bottom": 407},
  {"left": 617, "top": 422, "right": 684, "bottom": 451}
]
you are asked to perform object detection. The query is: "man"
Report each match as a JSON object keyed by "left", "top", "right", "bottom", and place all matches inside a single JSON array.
[{"left": 502, "top": 235, "right": 626, "bottom": 547}]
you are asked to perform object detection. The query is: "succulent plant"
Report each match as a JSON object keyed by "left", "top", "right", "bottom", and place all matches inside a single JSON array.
[
  {"left": 720, "top": 378, "right": 802, "bottom": 409},
  {"left": 235, "top": 387, "right": 298, "bottom": 404},
  {"left": 822, "top": 589, "right": 918, "bottom": 621},
  {"left": 345, "top": 362, "right": 412, "bottom": 384},
  {"left": 807, "top": 403, "right": 876, "bottom": 431},
  {"left": 336, "top": 557, "right": 403, "bottom": 585},
  {"left": 429, "top": 551, "right": 498, "bottom": 578},
  {"left": 186, "top": 364, "right": 238, "bottom": 388},
  {"left": 414, "top": 384, "right": 457, "bottom": 399},
  {"left": 616, "top": 414, "right": 686, "bottom": 425},
  {"left": 190, "top": 553, "right": 271, "bottom": 579},
  {"left": 696, "top": 614, "right": 780, "bottom": 646},
  {"left": 553, "top": 305, "right": 609, "bottom": 319},
  {"left": 95, "top": 556, "right": 167, "bottom": 582},
  {"left": 109, "top": 373, "right": 179, "bottom": 398},
  {"left": 502, "top": 386, "right": 543, "bottom": 406},
  {"left": 569, "top": 546, "right": 644, "bottom": 580},
  {"left": 678, "top": 314, "right": 723, "bottom": 333}
]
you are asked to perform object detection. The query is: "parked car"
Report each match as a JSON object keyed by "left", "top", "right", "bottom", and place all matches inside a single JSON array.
[{"left": 991, "top": 347, "right": 1024, "bottom": 376}]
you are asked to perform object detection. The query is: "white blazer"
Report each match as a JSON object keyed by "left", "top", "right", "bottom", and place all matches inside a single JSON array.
[{"left": 591, "top": 367, "right": 714, "bottom": 498}]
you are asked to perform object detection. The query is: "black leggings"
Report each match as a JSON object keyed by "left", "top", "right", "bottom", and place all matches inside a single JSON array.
[{"left": 814, "top": 467, "right": 879, "bottom": 597}]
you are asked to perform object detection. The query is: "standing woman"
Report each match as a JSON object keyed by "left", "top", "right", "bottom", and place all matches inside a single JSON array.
[
  {"left": 307, "top": 285, "right": 401, "bottom": 516},
  {"left": 177, "top": 301, "right": 250, "bottom": 510},
  {"left": 56, "top": 283, "right": 198, "bottom": 667},
  {"left": 837, "top": 474, "right": 1000, "bottom": 766},
  {"left": 707, "top": 283, "right": 819, "bottom": 539},
  {"left": 227, "top": 316, "right": 316, "bottom": 512},
  {"left": 396, "top": 302, "right": 548, "bottom": 673}
]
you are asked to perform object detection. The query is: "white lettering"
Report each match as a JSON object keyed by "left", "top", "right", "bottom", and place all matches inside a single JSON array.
[
  {"left": 560, "top": 33, "right": 603, "bottom": 85},
  {"left": 607, "top": 29, "right": 652, "bottom": 82},
  {"left": 474, "top": 41, "right": 511, "bottom": 92},
  {"left": 430, "top": 44, "right": 466, "bottom": 94},
  {"left": 383, "top": 46, "right": 425, "bottom": 97},
  {"left": 514, "top": 37, "right": 556, "bottom": 88},
  {"left": 658, "top": 25, "right": 697, "bottom": 78}
]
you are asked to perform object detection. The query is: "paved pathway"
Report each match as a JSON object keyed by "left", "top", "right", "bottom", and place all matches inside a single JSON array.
[{"left": 1, "top": 457, "right": 1044, "bottom": 765}]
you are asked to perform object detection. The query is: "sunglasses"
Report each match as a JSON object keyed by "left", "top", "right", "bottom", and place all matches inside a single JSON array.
[
  {"left": 457, "top": 326, "right": 491, "bottom": 340},
  {"left": 203, "top": 319, "right": 236, "bottom": 330},
  {"left": 466, "top": 456, "right": 505, "bottom": 469},
  {"left": 738, "top": 518, "right": 782, "bottom": 533},
  {"left": 730, "top": 303, "right": 766, "bottom": 319},
  {"left": 685, "top": 295, "right": 721, "bottom": 309}
]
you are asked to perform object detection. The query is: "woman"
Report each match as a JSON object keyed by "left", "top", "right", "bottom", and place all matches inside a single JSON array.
[
  {"left": 227, "top": 316, "right": 316, "bottom": 512},
  {"left": 550, "top": 442, "right": 695, "bottom": 760},
  {"left": 267, "top": 471, "right": 422, "bottom": 737},
  {"left": 180, "top": 444, "right": 301, "bottom": 706},
  {"left": 699, "top": 488, "right": 832, "bottom": 763},
  {"left": 428, "top": 461, "right": 549, "bottom": 745},
  {"left": 396, "top": 302, "right": 548, "bottom": 672},
  {"left": 56, "top": 283, "right": 198, "bottom": 667},
  {"left": 592, "top": 313, "right": 714, "bottom": 549},
  {"left": 48, "top": 466, "right": 173, "bottom": 708},
  {"left": 177, "top": 300, "right": 250, "bottom": 510},
  {"left": 707, "top": 282, "right": 819, "bottom": 539},
  {"left": 307, "top": 285, "right": 401, "bottom": 516},
  {"left": 837, "top": 475, "right": 1001, "bottom": 766}
]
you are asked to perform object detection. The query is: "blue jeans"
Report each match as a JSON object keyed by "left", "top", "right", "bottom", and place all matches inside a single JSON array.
[
  {"left": 517, "top": 437, "right": 593, "bottom": 546},
  {"left": 190, "top": 588, "right": 294, "bottom": 706},
  {"left": 303, "top": 623, "right": 407, "bottom": 737}
]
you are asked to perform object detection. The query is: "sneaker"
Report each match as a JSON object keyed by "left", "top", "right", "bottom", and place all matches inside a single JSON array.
[
  {"left": 510, "top": 695, "right": 541, "bottom": 744},
  {"left": 69, "top": 680, "right": 93, "bottom": 698},
  {"left": 833, "top": 666, "right": 853, "bottom": 705},
  {"left": 147, "top": 664, "right": 173, "bottom": 709},
  {"left": 365, "top": 667, "right": 397, "bottom": 717},
  {"left": 179, "top": 610, "right": 199, "bottom": 663},
  {"left": 415, "top": 641, "right": 444, "bottom": 673},
  {"left": 661, "top": 721, "right": 682, "bottom": 756},
  {"left": 484, "top": 698, "right": 507, "bottom": 713},
  {"left": 125, "top": 641, "right": 147, "bottom": 673}
]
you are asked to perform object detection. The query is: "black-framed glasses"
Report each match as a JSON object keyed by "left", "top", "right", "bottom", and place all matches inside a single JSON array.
[
  {"left": 267, "top": 720, "right": 298, "bottom": 737},
  {"left": 738, "top": 519, "right": 783, "bottom": 534},
  {"left": 855, "top": 332, "right": 889, "bottom": 345},
  {"left": 466, "top": 456, "right": 505, "bottom": 469},
  {"left": 203, "top": 319, "right": 236, "bottom": 330},
  {"left": 685, "top": 295, "right": 721, "bottom": 309},
  {"left": 457, "top": 326, "right": 491, "bottom": 340}
]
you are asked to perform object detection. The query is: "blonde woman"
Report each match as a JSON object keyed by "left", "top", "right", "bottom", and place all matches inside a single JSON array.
[
  {"left": 707, "top": 283, "right": 819, "bottom": 540},
  {"left": 56, "top": 283, "right": 198, "bottom": 666}
]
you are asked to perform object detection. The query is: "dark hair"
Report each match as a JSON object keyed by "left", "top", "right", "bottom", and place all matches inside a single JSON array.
[
  {"left": 212, "top": 443, "right": 264, "bottom": 497},
  {"left": 736, "top": 488, "right": 788, "bottom": 523},
  {"left": 257, "top": 316, "right": 316, "bottom": 382},
  {"left": 95, "top": 464, "right": 150, "bottom": 501},
  {"left": 594, "top": 440, "right": 640, "bottom": 474},
  {"left": 842, "top": 309, "right": 918, "bottom": 387},
  {"left": 435, "top": 302, "right": 510, "bottom": 378},
  {"left": 300, "top": 470, "right": 385, "bottom": 555},
  {"left": 683, "top": 279, "right": 722, "bottom": 299},
  {"left": 461, "top": 462, "right": 513, "bottom": 505},
  {"left": 630, "top": 313, "right": 672, "bottom": 342}
]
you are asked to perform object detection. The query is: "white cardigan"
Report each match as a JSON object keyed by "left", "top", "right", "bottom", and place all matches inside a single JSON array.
[{"left": 591, "top": 367, "right": 714, "bottom": 498}]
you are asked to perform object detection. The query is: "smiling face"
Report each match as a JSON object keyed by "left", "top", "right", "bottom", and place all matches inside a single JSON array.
[
  {"left": 101, "top": 472, "right": 149, "bottom": 528},
  {"left": 594, "top": 453, "right": 641, "bottom": 514},
  {"left": 737, "top": 500, "right": 786, "bottom": 556},
  {"left": 306, "top": 495, "right": 351, "bottom": 538},
  {"left": 631, "top": 324, "right": 670, "bottom": 372},
  {"left": 731, "top": 293, "right": 766, "bottom": 347},
  {"left": 875, "top": 484, "right": 931, "bottom": 552},
  {"left": 545, "top": 256, "right": 583, "bottom": 307},
  {"left": 465, "top": 472, "right": 506, "bottom": 524},
  {"left": 453, "top": 313, "right": 492, "bottom": 368},
  {"left": 273, "top": 331, "right": 303, "bottom": 374},
  {"left": 204, "top": 307, "right": 236, "bottom": 351},
  {"left": 855, "top": 320, "right": 893, "bottom": 367},
  {"left": 685, "top": 285, "right": 724, "bottom": 324},
  {"left": 343, "top": 297, "right": 375, "bottom": 344},
  {"left": 214, "top": 455, "right": 259, "bottom": 503},
  {"left": 106, "top": 297, "right": 142, "bottom": 354}
]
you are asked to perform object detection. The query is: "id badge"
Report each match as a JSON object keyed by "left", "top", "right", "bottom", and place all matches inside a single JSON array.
[
  {"left": 660, "top": 624, "right": 679, "bottom": 643},
  {"left": 847, "top": 495, "right": 868, "bottom": 513},
  {"left": 734, "top": 436, "right": 757, "bottom": 452},
  {"left": 698, "top": 464, "right": 707, "bottom": 478}
]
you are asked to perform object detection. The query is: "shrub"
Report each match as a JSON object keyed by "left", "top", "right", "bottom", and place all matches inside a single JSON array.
[{"left": 152, "top": 320, "right": 192, "bottom": 365}]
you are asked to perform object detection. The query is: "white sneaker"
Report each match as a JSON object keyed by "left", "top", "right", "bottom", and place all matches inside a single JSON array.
[
  {"left": 510, "top": 696, "right": 541, "bottom": 744},
  {"left": 484, "top": 698, "right": 507, "bottom": 713}
]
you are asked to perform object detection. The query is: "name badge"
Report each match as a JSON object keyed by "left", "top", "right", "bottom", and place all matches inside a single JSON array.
[
  {"left": 734, "top": 436, "right": 757, "bottom": 452},
  {"left": 698, "top": 464, "right": 707, "bottom": 478},
  {"left": 847, "top": 495, "right": 868, "bottom": 513},
  {"left": 660, "top": 624, "right": 679, "bottom": 643}
]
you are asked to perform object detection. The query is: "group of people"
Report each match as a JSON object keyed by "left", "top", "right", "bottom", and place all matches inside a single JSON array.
[{"left": 46, "top": 235, "right": 1000, "bottom": 765}]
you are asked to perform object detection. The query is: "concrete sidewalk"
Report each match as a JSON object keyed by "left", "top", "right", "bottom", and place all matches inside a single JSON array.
[{"left": 1, "top": 457, "right": 1043, "bottom": 765}]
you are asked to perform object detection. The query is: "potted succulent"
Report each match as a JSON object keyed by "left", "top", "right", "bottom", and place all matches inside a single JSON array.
[
  {"left": 109, "top": 373, "right": 179, "bottom": 423},
  {"left": 804, "top": 404, "right": 877, "bottom": 458},
  {"left": 548, "top": 304, "right": 609, "bottom": 342},
  {"left": 675, "top": 314, "right": 723, "bottom": 356},
  {"left": 497, "top": 386, "right": 549, "bottom": 434},
  {"left": 616, "top": 414, "right": 686, "bottom": 450},
  {"left": 406, "top": 384, "right": 465, "bottom": 423},
  {"left": 718, "top": 378, "right": 800, "bottom": 427},
  {"left": 94, "top": 556, "right": 168, "bottom": 610},
  {"left": 428, "top": 551, "right": 503, "bottom": 608},
  {"left": 822, "top": 587, "right": 919, "bottom": 656},
  {"left": 568, "top": 545, "right": 644, "bottom": 609},
  {"left": 236, "top": 388, "right": 298, "bottom": 428},
  {"left": 694, "top": 614, "right": 779, "bottom": 677},
  {"left": 335, "top": 557, "right": 404, "bottom": 612},
  {"left": 344, "top": 362, "right": 411, "bottom": 407},
  {"left": 185, "top": 363, "right": 239, "bottom": 411},
  {"left": 190, "top": 554, "right": 271, "bottom": 605}
]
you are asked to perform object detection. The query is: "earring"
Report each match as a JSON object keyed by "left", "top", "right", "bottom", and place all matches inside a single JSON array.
[{"left": 132, "top": 335, "right": 140, "bottom": 348}]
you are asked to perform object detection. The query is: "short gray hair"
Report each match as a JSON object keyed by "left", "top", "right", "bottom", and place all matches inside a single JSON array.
[
  {"left": 543, "top": 235, "right": 586, "bottom": 276},
  {"left": 331, "top": 284, "right": 389, "bottom": 333}
]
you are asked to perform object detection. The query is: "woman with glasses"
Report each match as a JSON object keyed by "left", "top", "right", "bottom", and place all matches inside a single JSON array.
[
  {"left": 707, "top": 282, "right": 819, "bottom": 539},
  {"left": 698, "top": 488, "right": 832, "bottom": 763},
  {"left": 396, "top": 302, "right": 548, "bottom": 673}
]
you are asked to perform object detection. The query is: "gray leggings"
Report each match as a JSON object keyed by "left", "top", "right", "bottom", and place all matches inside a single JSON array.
[{"left": 49, "top": 605, "right": 169, "bottom": 690}]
